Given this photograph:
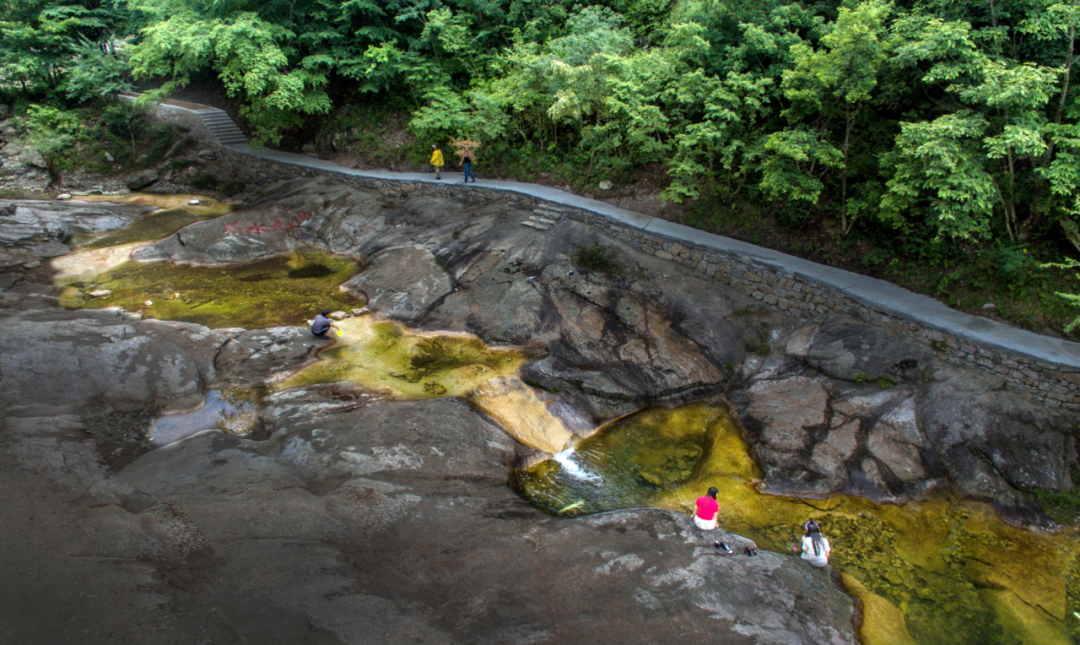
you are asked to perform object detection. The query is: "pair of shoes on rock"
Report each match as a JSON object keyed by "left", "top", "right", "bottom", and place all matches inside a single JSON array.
[{"left": 713, "top": 541, "right": 734, "bottom": 554}]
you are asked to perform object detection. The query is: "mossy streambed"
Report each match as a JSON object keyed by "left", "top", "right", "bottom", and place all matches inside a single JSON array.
[
  {"left": 280, "top": 317, "right": 570, "bottom": 450},
  {"left": 59, "top": 251, "right": 361, "bottom": 328},
  {"left": 514, "top": 403, "right": 1080, "bottom": 645},
  {"left": 50, "top": 193, "right": 233, "bottom": 249},
  {"left": 281, "top": 316, "right": 530, "bottom": 399},
  {"left": 54, "top": 241, "right": 569, "bottom": 451},
  {"left": 77, "top": 194, "right": 234, "bottom": 248}
]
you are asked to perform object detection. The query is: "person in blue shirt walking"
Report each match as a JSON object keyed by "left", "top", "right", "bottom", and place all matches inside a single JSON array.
[{"left": 462, "top": 154, "right": 476, "bottom": 183}]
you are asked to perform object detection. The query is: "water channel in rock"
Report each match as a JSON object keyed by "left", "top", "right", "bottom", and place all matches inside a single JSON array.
[
  {"left": 514, "top": 403, "right": 1080, "bottom": 645},
  {"left": 56, "top": 197, "right": 1080, "bottom": 645},
  {"left": 148, "top": 389, "right": 261, "bottom": 446}
]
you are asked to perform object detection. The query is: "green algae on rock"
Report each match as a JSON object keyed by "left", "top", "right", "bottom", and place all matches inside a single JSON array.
[
  {"left": 61, "top": 251, "right": 361, "bottom": 329},
  {"left": 513, "top": 403, "right": 1080, "bottom": 645},
  {"left": 83, "top": 208, "right": 219, "bottom": 248},
  {"left": 74, "top": 195, "right": 234, "bottom": 248},
  {"left": 280, "top": 315, "right": 530, "bottom": 400}
]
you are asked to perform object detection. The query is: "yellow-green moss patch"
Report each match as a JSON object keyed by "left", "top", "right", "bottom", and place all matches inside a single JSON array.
[
  {"left": 279, "top": 316, "right": 529, "bottom": 400},
  {"left": 63, "top": 251, "right": 361, "bottom": 329}
]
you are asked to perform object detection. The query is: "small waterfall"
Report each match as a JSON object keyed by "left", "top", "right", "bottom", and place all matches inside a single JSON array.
[{"left": 553, "top": 448, "right": 601, "bottom": 482}]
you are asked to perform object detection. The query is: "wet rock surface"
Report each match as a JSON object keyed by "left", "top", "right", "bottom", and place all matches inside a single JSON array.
[
  {"left": 0, "top": 309, "right": 856, "bottom": 643},
  {"left": 1, "top": 178, "right": 1075, "bottom": 642},
  {"left": 137, "top": 177, "right": 760, "bottom": 421},
  {"left": 730, "top": 315, "right": 1072, "bottom": 523}
]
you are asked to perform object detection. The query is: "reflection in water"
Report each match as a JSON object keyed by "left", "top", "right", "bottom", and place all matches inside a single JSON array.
[
  {"left": 149, "top": 389, "right": 259, "bottom": 446},
  {"left": 513, "top": 403, "right": 1080, "bottom": 645}
]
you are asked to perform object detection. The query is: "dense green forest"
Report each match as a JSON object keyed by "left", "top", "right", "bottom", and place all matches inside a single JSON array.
[{"left": 3, "top": 0, "right": 1080, "bottom": 334}]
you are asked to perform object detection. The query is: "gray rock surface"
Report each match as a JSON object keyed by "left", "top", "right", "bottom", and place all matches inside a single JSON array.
[
  {"left": 728, "top": 319, "right": 1071, "bottom": 522},
  {"left": 787, "top": 313, "right": 932, "bottom": 383},
  {"left": 126, "top": 179, "right": 1079, "bottom": 522},
  {"left": 0, "top": 199, "right": 153, "bottom": 268},
  {"left": 919, "top": 365, "right": 1074, "bottom": 521},
  {"left": 4, "top": 172, "right": 1075, "bottom": 641},
  {"left": 136, "top": 178, "right": 759, "bottom": 422},
  {"left": 0, "top": 307, "right": 232, "bottom": 416},
  {"left": 212, "top": 325, "right": 327, "bottom": 387},
  {"left": 339, "top": 245, "right": 453, "bottom": 322},
  {"left": 0, "top": 304, "right": 857, "bottom": 644},
  {"left": 126, "top": 169, "right": 160, "bottom": 190}
]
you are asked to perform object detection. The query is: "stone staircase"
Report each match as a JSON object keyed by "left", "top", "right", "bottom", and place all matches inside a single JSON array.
[
  {"left": 196, "top": 109, "right": 248, "bottom": 146},
  {"left": 117, "top": 94, "right": 249, "bottom": 147},
  {"left": 521, "top": 203, "right": 567, "bottom": 230}
]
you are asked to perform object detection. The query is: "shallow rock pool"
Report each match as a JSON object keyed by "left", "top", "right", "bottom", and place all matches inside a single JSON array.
[
  {"left": 59, "top": 251, "right": 362, "bottom": 328},
  {"left": 514, "top": 403, "right": 1080, "bottom": 645}
]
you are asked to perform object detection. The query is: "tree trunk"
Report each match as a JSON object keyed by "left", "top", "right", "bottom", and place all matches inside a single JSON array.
[
  {"left": 44, "top": 156, "right": 61, "bottom": 188},
  {"left": 1007, "top": 148, "right": 1018, "bottom": 241},
  {"left": 841, "top": 106, "right": 853, "bottom": 236}
]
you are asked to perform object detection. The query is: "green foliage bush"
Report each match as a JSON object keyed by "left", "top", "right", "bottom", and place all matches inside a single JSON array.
[
  {"left": 189, "top": 173, "right": 217, "bottom": 190},
  {"left": 5, "top": 0, "right": 1080, "bottom": 335},
  {"left": 576, "top": 240, "right": 618, "bottom": 273},
  {"left": 25, "top": 104, "right": 81, "bottom": 184},
  {"left": 219, "top": 179, "right": 245, "bottom": 196},
  {"left": 97, "top": 102, "right": 178, "bottom": 168}
]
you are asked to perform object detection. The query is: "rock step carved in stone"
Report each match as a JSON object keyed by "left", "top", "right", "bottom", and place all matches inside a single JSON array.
[
  {"left": 533, "top": 207, "right": 565, "bottom": 219},
  {"left": 522, "top": 215, "right": 553, "bottom": 231}
]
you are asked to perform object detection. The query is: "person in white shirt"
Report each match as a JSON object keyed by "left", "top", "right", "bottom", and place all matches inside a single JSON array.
[{"left": 800, "top": 519, "right": 831, "bottom": 567}]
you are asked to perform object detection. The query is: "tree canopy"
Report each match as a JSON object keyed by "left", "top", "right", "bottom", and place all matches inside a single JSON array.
[{"left": 2, "top": 0, "right": 1079, "bottom": 329}]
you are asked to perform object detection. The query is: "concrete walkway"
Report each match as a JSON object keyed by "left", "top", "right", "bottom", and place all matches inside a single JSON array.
[{"left": 223, "top": 142, "right": 1080, "bottom": 370}]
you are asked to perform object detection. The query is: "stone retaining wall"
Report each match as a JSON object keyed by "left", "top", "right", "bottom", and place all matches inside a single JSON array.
[
  {"left": 125, "top": 97, "right": 217, "bottom": 148},
  {"left": 204, "top": 143, "right": 1080, "bottom": 411}
]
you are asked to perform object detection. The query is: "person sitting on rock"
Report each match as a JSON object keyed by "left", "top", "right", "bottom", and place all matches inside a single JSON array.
[
  {"left": 311, "top": 309, "right": 339, "bottom": 339},
  {"left": 694, "top": 487, "right": 720, "bottom": 530},
  {"left": 800, "top": 519, "right": 831, "bottom": 567}
]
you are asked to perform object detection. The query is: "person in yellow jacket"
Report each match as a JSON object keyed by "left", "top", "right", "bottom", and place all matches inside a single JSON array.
[{"left": 430, "top": 144, "right": 444, "bottom": 180}]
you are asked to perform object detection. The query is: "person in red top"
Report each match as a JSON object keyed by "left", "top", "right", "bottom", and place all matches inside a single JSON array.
[{"left": 694, "top": 486, "right": 720, "bottom": 530}]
